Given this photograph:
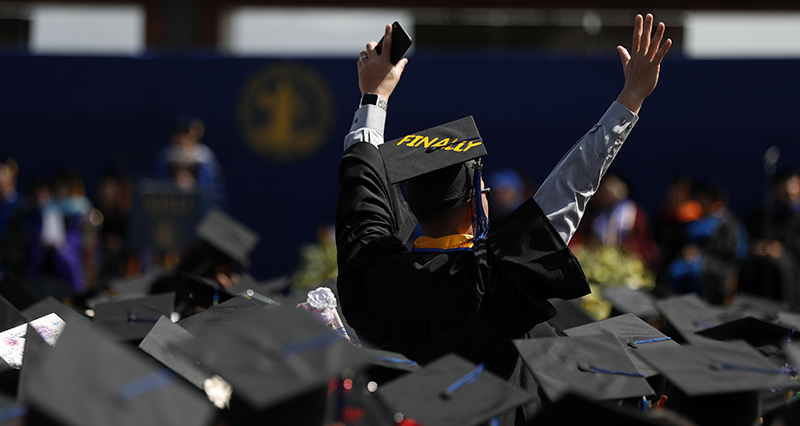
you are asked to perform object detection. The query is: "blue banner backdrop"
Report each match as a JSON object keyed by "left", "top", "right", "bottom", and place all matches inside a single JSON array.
[{"left": 1, "top": 52, "right": 799, "bottom": 279}]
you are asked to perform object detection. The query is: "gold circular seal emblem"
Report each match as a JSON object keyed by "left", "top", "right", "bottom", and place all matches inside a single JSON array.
[{"left": 237, "top": 62, "right": 336, "bottom": 162}]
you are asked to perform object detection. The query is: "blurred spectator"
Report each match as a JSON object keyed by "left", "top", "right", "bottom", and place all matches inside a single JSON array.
[
  {"left": 739, "top": 169, "right": 800, "bottom": 308},
  {"left": 572, "top": 172, "right": 659, "bottom": 270},
  {"left": 666, "top": 182, "right": 748, "bottom": 305},
  {"left": 486, "top": 167, "right": 528, "bottom": 225},
  {"left": 0, "top": 158, "right": 28, "bottom": 277},
  {"left": 156, "top": 113, "right": 227, "bottom": 211},
  {"left": 653, "top": 174, "right": 702, "bottom": 297},
  {"left": 94, "top": 170, "right": 132, "bottom": 282},
  {"left": 28, "top": 169, "right": 95, "bottom": 294},
  {"left": 0, "top": 158, "right": 21, "bottom": 235}
]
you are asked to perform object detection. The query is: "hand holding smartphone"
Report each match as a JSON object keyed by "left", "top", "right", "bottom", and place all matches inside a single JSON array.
[{"left": 375, "top": 21, "right": 412, "bottom": 66}]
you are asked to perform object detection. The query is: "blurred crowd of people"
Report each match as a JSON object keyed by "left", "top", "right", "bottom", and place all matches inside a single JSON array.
[
  {"left": 486, "top": 166, "right": 800, "bottom": 310},
  {"left": 0, "top": 113, "right": 230, "bottom": 302},
  {"left": 2, "top": 112, "right": 799, "bottom": 315}
]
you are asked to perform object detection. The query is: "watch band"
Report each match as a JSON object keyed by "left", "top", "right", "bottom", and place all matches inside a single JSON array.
[{"left": 360, "top": 93, "right": 388, "bottom": 111}]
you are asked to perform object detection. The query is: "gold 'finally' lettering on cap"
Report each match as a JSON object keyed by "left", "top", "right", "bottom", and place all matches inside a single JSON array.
[
  {"left": 397, "top": 135, "right": 414, "bottom": 145},
  {"left": 396, "top": 135, "right": 482, "bottom": 152},
  {"left": 432, "top": 138, "right": 453, "bottom": 148},
  {"left": 415, "top": 137, "right": 439, "bottom": 148}
]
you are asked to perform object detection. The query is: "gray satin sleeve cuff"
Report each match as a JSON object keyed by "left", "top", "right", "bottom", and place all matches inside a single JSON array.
[
  {"left": 533, "top": 101, "right": 638, "bottom": 244},
  {"left": 343, "top": 105, "right": 387, "bottom": 151}
]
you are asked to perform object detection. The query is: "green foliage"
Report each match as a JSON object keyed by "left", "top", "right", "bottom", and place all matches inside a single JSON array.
[
  {"left": 575, "top": 246, "right": 655, "bottom": 320},
  {"left": 291, "top": 238, "right": 338, "bottom": 291}
]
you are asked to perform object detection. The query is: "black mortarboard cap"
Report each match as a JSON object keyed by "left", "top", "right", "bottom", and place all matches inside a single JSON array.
[
  {"left": 138, "top": 316, "right": 215, "bottom": 389},
  {"left": 514, "top": 334, "right": 654, "bottom": 402},
  {"left": 178, "top": 304, "right": 372, "bottom": 410},
  {"left": 195, "top": 209, "right": 260, "bottom": 269},
  {"left": 601, "top": 286, "right": 659, "bottom": 320},
  {"left": 563, "top": 313, "right": 680, "bottom": 378},
  {"left": 22, "top": 296, "right": 86, "bottom": 323},
  {"left": 639, "top": 340, "right": 800, "bottom": 396},
  {"left": 695, "top": 316, "right": 797, "bottom": 355},
  {"left": 359, "top": 347, "right": 421, "bottom": 385},
  {"left": 173, "top": 273, "right": 234, "bottom": 315},
  {"left": 16, "top": 323, "right": 54, "bottom": 399},
  {"left": 86, "top": 270, "right": 164, "bottom": 308},
  {"left": 20, "top": 321, "right": 215, "bottom": 426},
  {"left": 93, "top": 293, "right": 175, "bottom": 342},
  {"left": 380, "top": 117, "right": 487, "bottom": 215},
  {"left": 228, "top": 273, "right": 282, "bottom": 307},
  {"left": 720, "top": 293, "right": 788, "bottom": 322},
  {"left": 776, "top": 311, "right": 800, "bottom": 330},
  {"left": 378, "top": 353, "right": 533, "bottom": 426},
  {"left": 653, "top": 293, "right": 722, "bottom": 345},
  {"left": 0, "top": 295, "right": 25, "bottom": 332},
  {"left": 176, "top": 295, "right": 266, "bottom": 337}
]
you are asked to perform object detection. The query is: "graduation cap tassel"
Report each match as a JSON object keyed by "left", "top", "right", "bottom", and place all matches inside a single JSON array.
[{"left": 471, "top": 163, "right": 489, "bottom": 241}]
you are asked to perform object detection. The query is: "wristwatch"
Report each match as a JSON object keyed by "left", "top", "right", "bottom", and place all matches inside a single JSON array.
[{"left": 360, "top": 93, "right": 388, "bottom": 111}]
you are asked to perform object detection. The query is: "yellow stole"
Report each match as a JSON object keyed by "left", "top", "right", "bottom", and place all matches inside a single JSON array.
[{"left": 412, "top": 234, "right": 474, "bottom": 252}]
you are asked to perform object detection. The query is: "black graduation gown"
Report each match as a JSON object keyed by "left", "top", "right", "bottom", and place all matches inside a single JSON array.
[{"left": 335, "top": 142, "right": 590, "bottom": 411}]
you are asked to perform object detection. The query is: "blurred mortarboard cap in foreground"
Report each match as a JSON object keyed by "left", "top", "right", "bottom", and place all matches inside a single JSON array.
[
  {"left": 358, "top": 347, "right": 421, "bottom": 385},
  {"left": 563, "top": 313, "right": 680, "bottom": 378},
  {"left": 601, "top": 287, "right": 659, "bottom": 320},
  {"left": 548, "top": 299, "right": 595, "bottom": 335},
  {"left": 139, "top": 316, "right": 216, "bottom": 390},
  {"left": 718, "top": 293, "right": 788, "bottom": 322},
  {"left": 195, "top": 209, "right": 259, "bottom": 269},
  {"left": 380, "top": 117, "right": 487, "bottom": 216},
  {"left": 93, "top": 293, "right": 175, "bottom": 342},
  {"left": 361, "top": 347, "right": 421, "bottom": 374},
  {"left": 172, "top": 273, "right": 234, "bottom": 316},
  {"left": 177, "top": 303, "right": 372, "bottom": 410},
  {"left": 1, "top": 315, "right": 65, "bottom": 398},
  {"left": 227, "top": 273, "right": 282, "bottom": 307},
  {"left": 514, "top": 334, "right": 654, "bottom": 402},
  {"left": 20, "top": 321, "right": 215, "bottom": 426},
  {"left": 527, "top": 392, "right": 691, "bottom": 426},
  {"left": 22, "top": 296, "right": 86, "bottom": 323},
  {"left": 638, "top": 341, "right": 800, "bottom": 426},
  {"left": 639, "top": 340, "right": 800, "bottom": 396},
  {"left": 776, "top": 311, "right": 800, "bottom": 331},
  {"left": 0, "top": 313, "right": 65, "bottom": 371},
  {"left": 695, "top": 316, "right": 797, "bottom": 356},
  {"left": 378, "top": 353, "right": 534, "bottom": 426},
  {"left": 85, "top": 270, "right": 163, "bottom": 308},
  {"left": 16, "top": 323, "right": 55, "bottom": 399},
  {"left": 0, "top": 295, "right": 25, "bottom": 332},
  {"left": 176, "top": 295, "right": 266, "bottom": 337},
  {"left": 654, "top": 294, "right": 722, "bottom": 345}
]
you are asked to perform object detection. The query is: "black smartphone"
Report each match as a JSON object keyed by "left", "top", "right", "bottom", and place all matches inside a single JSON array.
[{"left": 375, "top": 21, "right": 412, "bottom": 66}]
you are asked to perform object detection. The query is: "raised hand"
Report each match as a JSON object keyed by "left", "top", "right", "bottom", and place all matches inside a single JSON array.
[
  {"left": 357, "top": 24, "right": 408, "bottom": 102},
  {"left": 615, "top": 14, "right": 672, "bottom": 114}
]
